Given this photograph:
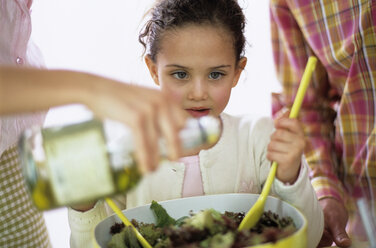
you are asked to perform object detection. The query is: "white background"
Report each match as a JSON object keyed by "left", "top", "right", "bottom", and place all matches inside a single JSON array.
[{"left": 30, "top": 0, "right": 279, "bottom": 247}]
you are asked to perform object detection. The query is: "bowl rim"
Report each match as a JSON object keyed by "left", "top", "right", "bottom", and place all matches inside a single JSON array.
[{"left": 94, "top": 193, "right": 308, "bottom": 248}]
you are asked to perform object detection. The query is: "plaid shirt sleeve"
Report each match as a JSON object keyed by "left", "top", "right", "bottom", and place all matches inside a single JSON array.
[
  {"left": 270, "top": 0, "right": 345, "bottom": 203},
  {"left": 269, "top": 0, "right": 376, "bottom": 209}
]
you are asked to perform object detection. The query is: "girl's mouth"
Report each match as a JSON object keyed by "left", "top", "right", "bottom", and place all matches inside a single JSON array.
[{"left": 186, "top": 108, "right": 210, "bottom": 118}]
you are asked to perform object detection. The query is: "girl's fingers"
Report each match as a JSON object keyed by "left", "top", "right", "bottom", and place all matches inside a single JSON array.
[
  {"left": 267, "top": 150, "right": 299, "bottom": 171},
  {"left": 267, "top": 142, "right": 301, "bottom": 164},
  {"left": 270, "top": 129, "right": 295, "bottom": 143},
  {"left": 270, "top": 112, "right": 305, "bottom": 184},
  {"left": 274, "top": 108, "right": 290, "bottom": 120},
  {"left": 268, "top": 140, "right": 294, "bottom": 154},
  {"left": 269, "top": 133, "right": 305, "bottom": 156},
  {"left": 266, "top": 150, "right": 288, "bottom": 165},
  {"left": 274, "top": 117, "right": 304, "bottom": 136}
]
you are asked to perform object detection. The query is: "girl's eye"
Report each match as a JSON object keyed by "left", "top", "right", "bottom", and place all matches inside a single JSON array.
[
  {"left": 209, "top": 71, "right": 224, "bottom": 80},
  {"left": 172, "top": 71, "right": 188, "bottom": 79}
]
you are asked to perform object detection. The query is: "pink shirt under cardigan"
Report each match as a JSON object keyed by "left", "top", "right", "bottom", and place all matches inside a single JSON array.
[{"left": 180, "top": 155, "right": 204, "bottom": 197}]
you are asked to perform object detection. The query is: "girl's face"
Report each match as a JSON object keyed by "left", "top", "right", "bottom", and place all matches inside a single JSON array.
[{"left": 145, "top": 24, "right": 247, "bottom": 118}]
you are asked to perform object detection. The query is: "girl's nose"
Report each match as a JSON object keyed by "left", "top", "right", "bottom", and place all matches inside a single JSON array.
[{"left": 188, "top": 79, "right": 208, "bottom": 101}]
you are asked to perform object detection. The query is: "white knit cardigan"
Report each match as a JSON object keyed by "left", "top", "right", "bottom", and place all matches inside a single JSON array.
[{"left": 69, "top": 113, "right": 324, "bottom": 248}]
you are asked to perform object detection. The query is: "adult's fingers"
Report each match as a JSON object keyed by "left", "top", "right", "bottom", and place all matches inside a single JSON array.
[
  {"left": 331, "top": 222, "right": 352, "bottom": 247},
  {"left": 134, "top": 102, "right": 160, "bottom": 172},
  {"left": 88, "top": 82, "right": 186, "bottom": 173},
  {"left": 132, "top": 90, "right": 185, "bottom": 172},
  {"left": 156, "top": 97, "right": 186, "bottom": 161},
  {"left": 319, "top": 198, "right": 351, "bottom": 248},
  {"left": 126, "top": 104, "right": 159, "bottom": 174},
  {"left": 318, "top": 229, "right": 334, "bottom": 247}
]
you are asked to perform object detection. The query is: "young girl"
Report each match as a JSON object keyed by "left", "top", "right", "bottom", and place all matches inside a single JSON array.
[{"left": 69, "top": 0, "right": 324, "bottom": 247}]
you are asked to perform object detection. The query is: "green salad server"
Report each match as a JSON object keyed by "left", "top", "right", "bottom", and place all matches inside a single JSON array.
[{"left": 238, "top": 56, "right": 318, "bottom": 231}]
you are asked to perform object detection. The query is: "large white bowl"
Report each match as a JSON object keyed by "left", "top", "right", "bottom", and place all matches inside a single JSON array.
[{"left": 94, "top": 193, "right": 307, "bottom": 248}]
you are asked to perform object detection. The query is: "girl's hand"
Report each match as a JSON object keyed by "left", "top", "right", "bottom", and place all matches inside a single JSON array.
[{"left": 267, "top": 111, "right": 305, "bottom": 184}]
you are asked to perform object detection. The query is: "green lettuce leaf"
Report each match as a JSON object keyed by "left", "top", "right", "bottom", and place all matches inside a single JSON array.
[{"left": 150, "top": 200, "right": 176, "bottom": 227}]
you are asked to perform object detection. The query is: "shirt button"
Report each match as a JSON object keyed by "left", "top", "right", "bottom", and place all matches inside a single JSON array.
[{"left": 16, "top": 57, "right": 24, "bottom": 65}]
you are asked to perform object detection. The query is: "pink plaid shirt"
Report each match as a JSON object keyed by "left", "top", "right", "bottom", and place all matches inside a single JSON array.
[{"left": 270, "top": 0, "right": 375, "bottom": 239}]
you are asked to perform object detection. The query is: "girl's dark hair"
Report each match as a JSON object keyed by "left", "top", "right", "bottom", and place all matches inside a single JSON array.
[{"left": 139, "top": 0, "right": 246, "bottom": 62}]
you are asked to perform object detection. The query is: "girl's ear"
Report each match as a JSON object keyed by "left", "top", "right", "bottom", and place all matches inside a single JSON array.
[
  {"left": 145, "top": 55, "right": 160, "bottom": 86},
  {"left": 232, "top": 57, "right": 247, "bottom": 88}
]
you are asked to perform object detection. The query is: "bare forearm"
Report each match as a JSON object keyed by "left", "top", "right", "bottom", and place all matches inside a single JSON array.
[
  {"left": 0, "top": 67, "right": 98, "bottom": 115},
  {"left": 0, "top": 66, "right": 187, "bottom": 172}
]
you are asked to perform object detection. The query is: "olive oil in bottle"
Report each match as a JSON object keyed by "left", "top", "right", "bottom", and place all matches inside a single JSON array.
[{"left": 18, "top": 116, "right": 220, "bottom": 210}]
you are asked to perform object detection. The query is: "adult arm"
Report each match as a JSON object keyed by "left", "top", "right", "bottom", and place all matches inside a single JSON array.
[
  {"left": 0, "top": 66, "right": 187, "bottom": 172},
  {"left": 269, "top": 0, "right": 344, "bottom": 203},
  {"left": 269, "top": 1, "right": 350, "bottom": 246}
]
